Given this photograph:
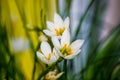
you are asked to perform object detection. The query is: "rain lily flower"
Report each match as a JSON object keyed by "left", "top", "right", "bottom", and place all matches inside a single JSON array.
[
  {"left": 37, "top": 41, "right": 59, "bottom": 64},
  {"left": 52, "top": 29, "right": 84, "bottom": 59},
  {"left": 42, "top": 69, "right": 64, "bottom": 80},
  {"left": 43, "top": 13, "right": 69, "bottom": 38}
]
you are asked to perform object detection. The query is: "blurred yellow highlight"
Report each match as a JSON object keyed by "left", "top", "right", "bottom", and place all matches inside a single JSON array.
[{"left": 1, "top": 0, "right": 57, "bottom": 79}]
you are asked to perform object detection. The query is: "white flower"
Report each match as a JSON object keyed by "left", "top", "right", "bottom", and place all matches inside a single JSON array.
[
  {"left": 36, "top": 41, "right": 59, "bottom": 64},
  {"left": 43, "top": 13, "right": 69, "bottom": 38},
  {"left": 43, "top": 69, "right": 64, "bottom": 80},
  {"left": 52, "top": 29, "right": 84, "bottom": 59}
]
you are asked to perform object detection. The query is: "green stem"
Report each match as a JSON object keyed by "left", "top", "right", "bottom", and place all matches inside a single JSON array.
[
  {"left": 63, "top": 60, "right": 67, "bottom": 80},
  {"left": 9, "top": 55, "right": 16, "bottom": 80},
  {"left": 37, "top": 63, "right": 56, "bottom": 80},
  {"left": 37, "top": 57, "right": 63, "bottom": 80}
]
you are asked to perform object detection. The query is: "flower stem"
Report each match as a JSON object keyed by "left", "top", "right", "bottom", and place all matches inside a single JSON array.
[
  {"left": 37, "top": 58, "right": 63, "bottom": 80},
  {"left": 63, "top": 60, "right": 67, "bottom": 80},
  {"left": 37, "top": 64, "right": 55, "bottom": 80}
]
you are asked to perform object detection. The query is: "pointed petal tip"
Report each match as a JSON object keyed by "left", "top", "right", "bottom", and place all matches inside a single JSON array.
[
  {"left": 64, "top": 17, "right": 70, "bottom": 29},
  {"left": 36, "top": 51, "right": 44, "bottom": 60},
  {"left": 53, "top": 47, "right": 60, "bottom": 59},
  {"left": 61, "top": 29, "right": 70, "bottom": 46},
  {"left": 54, "top": 13, "right": 63, "bottom": 27},
  {"left": 64, "top": 17, "right": 70, "bottom": 22},
  {"left": 70, "top": 39, "right": 84, "bottom": 52},
  {"left": 46, "top": 21, "right": 55, "bottom": 31},
  {"left": 41, "top": 41, "right": 52, "bottom": 56},
  {"left": 43, "top": 30, "right": 54, "bottom": 37},
  {"left": 54, "top": 12, "right": 59, "bottom": 16},
  {"left": 77, "top": 39, "right": 84, "bottom": 47},
  {"left": 36, "top": 51, "right": 40, "bottom": 56},
  {"left": 52, "top": 36, "right": 61, "bottom": 49}
]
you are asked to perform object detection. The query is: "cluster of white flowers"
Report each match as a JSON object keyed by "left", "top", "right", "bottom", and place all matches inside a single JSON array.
[{"left": 37, "top": 13, "right": 84, "bottom": 64}]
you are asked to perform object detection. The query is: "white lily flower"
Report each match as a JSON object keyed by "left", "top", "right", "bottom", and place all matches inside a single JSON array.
[
  {"left": 43, "top": 13, "right": 69, "bottom": 38},
  {"left": 36, "top": 41, "right": 59, "bottom": 64},
  {"left": 43, "top": 69, "right": 64, "bottom": 80},
  {"left": 52, "top": 29, "right": 84, "bottom": 59}
]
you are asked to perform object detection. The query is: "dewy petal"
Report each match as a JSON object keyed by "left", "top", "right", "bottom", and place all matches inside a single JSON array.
[
  {"left": 61, "top": 29, "right": 70, "bottom": 47},
  {"left": 36, "top": 52, "right": 49, "bottom": 64},
  {"left": 52, "top": 36, "right": 61, "bottom": 49},
  {"left": 43, "top": 30, "right": 54, "bottom": 37},
  {"left": 70, "top": 39, "right": 84, "bottom": 52},
  {"left": 64, "top": 17, "right": 69, "bottom": 29},
  {"left": 41, "top": 41, "right": 52, "bottom": 57},
  {"left": 54, "top": 13, "right": 63, "bottom": 28},
  {"left": 47, "top": 21, "right": 55, "bottom": 31}
]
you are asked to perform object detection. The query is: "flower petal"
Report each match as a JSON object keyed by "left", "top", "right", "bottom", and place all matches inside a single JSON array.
[
  {"left": 49, "top": 55, "right": 57, "bottom": 64},
  {"left": 53, "top": 48, "right": 59, "bottom": 60},
  {"left": 73, "top": 49, "right": 81, "bottom": 56},
  {"left": 56, "top": 36, "right": 61, "bottom": 39},
  {"left": 64, "top": 54, "right": 74, "bottom": 59},
  {"left": 70, "top": 39, "right": 84, "bottom": 52},
  {"left": 36, "top": 52, "right": 49, "bottom": 64},
  {"left": 52, "top": 36, "right": 61, "bottom": 49},
  {"left": 64, "top": 17, "right": 69, "bottom": 29},
  {"left": 56, "top": 72, "right": 64, "bottom": 79},
  {"left": 41, "top": 41, "right": 52, "bottom": 57},
  {"left": 54, "top": 47, "right": 63, "bottom": 57},
  {"left": 43, "top": 30, "right": 54, "bottom": 37},
  {"left": 61, "top": 29, "right": 70, "bottom": 47},
  {"left": 64, "top": 50, "right": 81, "bottom": 59},
  {"left": 47, "top": 21, "right": 55, "bottom": 31},
  {"left": 54, "top": 13, "right": 63, "bottom": 28},
  {"left": 48, "top": 48, "right": 59, "bottom": 64}
]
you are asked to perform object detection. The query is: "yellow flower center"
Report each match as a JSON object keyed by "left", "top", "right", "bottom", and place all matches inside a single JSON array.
[
  {"left": 60, "top": 44, "right": 73, "bottom": 56},
  {"left": 53, "top": 52, "right": 57, "bottom": 56},
  {"left": 54, "top": 27, "right": 65, "bottom": 36},
  {"left": 44, "top": 53, "right": 51, "bottom": 60}
]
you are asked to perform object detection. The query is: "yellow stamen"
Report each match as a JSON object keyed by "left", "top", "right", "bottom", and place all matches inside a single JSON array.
[
  {"left": 60, "top": 44, "right": 73, "bottom": 56},
  {"left": 53, "top": 52, "right": 57, "bottom": 56},
  {"left": 44, "top": 53, "right": 51, "bottom": 60},
  {"left": 67, "top": 48, "right": 73, "bottom": 54},
  {"left": 54, "top": 27, "right": 65, "bottom": 36}
]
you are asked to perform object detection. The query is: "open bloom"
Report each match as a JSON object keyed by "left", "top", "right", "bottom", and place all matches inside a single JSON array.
[
  {"left": 43, "top": 13, "right": 69, "bottom": 38},
  {"left": 52, "top": 29, "right": 84, "bottom": 59},
  {"left": 36, "top": 41, "right": 59, "bottom": 64}
]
